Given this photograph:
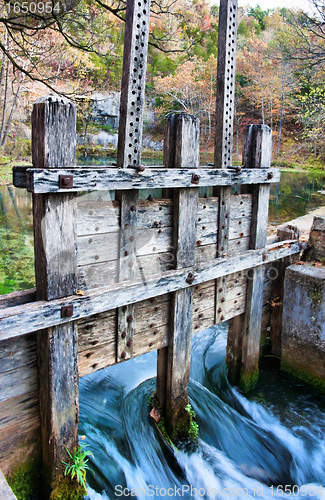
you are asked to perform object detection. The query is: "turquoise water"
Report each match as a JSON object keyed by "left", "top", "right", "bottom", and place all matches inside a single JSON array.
[{"left": 80, "top": 325, "right": 325, "bottom": 499}]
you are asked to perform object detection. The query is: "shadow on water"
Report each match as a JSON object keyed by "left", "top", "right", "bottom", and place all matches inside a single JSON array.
[{"left": 80, "top": 325, "right": 325, "bottom": 500}]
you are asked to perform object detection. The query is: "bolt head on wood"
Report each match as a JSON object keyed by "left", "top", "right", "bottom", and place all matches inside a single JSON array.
[
  {"left": 61, "top": 305, "right": 73, "bottom": 318},
  {"left": 127, "top": 315, "right": 133, "bottom": 322},
  {"left": 186, "top": 272, "right": 195, "bottom": 284},
  {"left": 267, "top": 172, "right": 273, "bottom": 180},
  {"left": 127, "top": 339, "right": 132, "bottom": 347},
  {"left": 121, "top": 351, "right": 126, "bottom": 359},
  {"left": 191, "top": 173, "right": 200, "bottom": 184},
  {"left": 59, "top": 174, "right": 73, "bottom": 189}
]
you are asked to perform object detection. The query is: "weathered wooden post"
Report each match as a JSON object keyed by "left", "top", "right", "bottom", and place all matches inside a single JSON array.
[
  {"left": 227, "top": 124, "right": 272, "bottom": 391},
  {"left": 32, "top": 96, "right": 80, "bottom": 497},
  {"left": 214, "top": 0, "right": 238, "bottom": 323},
  {"left": 157, "top": 113, "right": 200, "bottom": 440},
  {"left": 116, "top": 0, "right": 150, "bottom": 362}
]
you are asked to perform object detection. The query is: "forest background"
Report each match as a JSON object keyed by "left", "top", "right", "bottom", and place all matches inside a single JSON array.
[{"left": 0, "top": 0, "right": 324, "bottom": 179}]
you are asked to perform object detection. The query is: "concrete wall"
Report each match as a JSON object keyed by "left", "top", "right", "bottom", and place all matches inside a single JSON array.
[{"left": 281, "top": 264, "right": 325, "bottom": 392}]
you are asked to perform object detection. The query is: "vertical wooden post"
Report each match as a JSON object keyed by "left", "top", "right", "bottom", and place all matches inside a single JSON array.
[
  {"left": 214, "top": 0, "right": 238, "bottom": 324},
  {"left": 226, "top": 124, "right": 272, "bottom": 391},
  {"left": 32, "top": 96, "right": 79, "bottom": 495},
  {"left": 116, "top": 0, "right": 150, "bottom": 362},
  {"left": 157, "top": 113, "right": 199, "bottom": 441}
]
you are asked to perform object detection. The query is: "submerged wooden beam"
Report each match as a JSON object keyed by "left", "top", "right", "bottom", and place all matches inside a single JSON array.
[
  {"left": 23, "top": 166, "right": 280, "bottom": 193},
  {"left": 0, "top": 239, "right": 299, "bottom": 342}
]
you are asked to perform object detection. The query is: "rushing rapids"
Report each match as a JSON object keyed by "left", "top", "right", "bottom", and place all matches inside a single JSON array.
[{"left": 79, "top": 324, "right": 325, "bottom": 500}]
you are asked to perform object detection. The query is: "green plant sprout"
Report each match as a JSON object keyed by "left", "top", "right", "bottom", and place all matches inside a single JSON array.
[{"left": 62, "top": 444, "right": 94, "bottom": 491}]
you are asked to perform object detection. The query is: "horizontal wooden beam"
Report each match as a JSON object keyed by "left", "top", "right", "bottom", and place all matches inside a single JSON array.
[
  {"left": 0, "top": 239, "right": 299, "bottom": 341},
  {"left": 17, "top": 166, "right": 280, "bottom": 193}
]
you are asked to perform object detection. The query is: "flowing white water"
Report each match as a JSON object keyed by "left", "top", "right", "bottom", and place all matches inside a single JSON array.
[{"left": 79, "top": 325, "right": 325, "bottom": 500}]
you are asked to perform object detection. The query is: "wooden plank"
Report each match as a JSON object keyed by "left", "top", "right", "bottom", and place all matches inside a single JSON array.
[
  {"left": 0, "top": 289, "right": 36, "bottom": 309},
  {"left": 156, "top": 114, "right": 200, "bottom": 440},
  {"left": 0, "top": 333, "right": 36, "bottom": 373},
  {"left": 31, "top": 95, "right": 79, "bottom": 491},
  {"left": 116, "top": 190, "right": 139, "bottom": 362},
  {"left": 0, "top": 391, "right": 39, "bottom": 431},
  {"left": 26, "top": 166, "right": 280, "bottom": 193},
  {"left": 0, "top": 240, "right": 300, "bottom": 342},
  {"left": 0, "top": 364, "right": 38, "bottom": 403},
  {"left": 227, "top": 124, "right": 273, "bottom": 392}
]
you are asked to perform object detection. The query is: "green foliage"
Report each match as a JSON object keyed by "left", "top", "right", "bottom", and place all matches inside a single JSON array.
[
  {"left": 185, "top": 404, "right": 199, "bottom": 439},
  {"left": 62, "top": 444, "right": 94, "bottom": 492}
]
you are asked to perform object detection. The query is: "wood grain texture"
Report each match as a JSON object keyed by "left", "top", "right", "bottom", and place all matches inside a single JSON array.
[
  {"left": 31, "top": 95, "right": 79, "bottom": 489},
  {"left": 26, "top": 167, "right": 280, "bottom": 193},
  {"left": 0, "top": 240, "right": 300, "bottom": 342}
]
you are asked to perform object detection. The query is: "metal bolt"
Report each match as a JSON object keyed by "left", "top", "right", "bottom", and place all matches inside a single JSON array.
[
  {"left": 225, "top": 213, "right": 228, "bottom": 218},
  {"left": 86, "top": 352, "right": 93, "bottom": 358},
  {"left": 121, "top": 352, "right": 126, "bottom": 359},
  {"left": 219, "top": 287, "right": 223, "bottom": 292},
  {"left": 221, "top": 246, "right": 224, "bottom": 251},
  {"left": 136, "top": 165, "right": 145, "bottom": 172},
  {"left": 239, "top": 221, "right": 242, "bottom": 225},
  {"left": 88, "top": 238, "right": 93, "bottom": 243},
  {"left": 240, "top": 233, "right": 244, "bottom": 237},
  {"left": 124, "top": 250, "right": 129, "bottom": 256},
  {"left": 95, "top": 255, "right": 99, "bottom": 260},
  {"left": 158, "top": 229, "right": 162, "bottom": 234},
  {"left": 153, "top": 330, "right": 158, "bottom": 335},
  {"left": 186, "top": 272, "right": 195, "bottom": 284},
  {"left": 95, "top": 226, "right": 99, "bottom": 231},
  {"left": 221, "top": 297, "right": 225, "bottom": 303},
  {"left": 130, "top": 205, "right": 136, "bottom": 211},
  {"left": 196, "top": 240, "right": 202, "bottom": 246},
  {"left": 149, "top": 323, "right": 155, "bottom": 328},
  {"left": 129, "top": 235, "right": 135, "bottom": 242},
  {"left": 92, "top": 363, "right": 98, "bottom": 369},
  {"left": 127, "top": 339, "right": 132, "bottom": 347},
  {"left": 121, "top": 331, "right": 127, "bottom": 338},
  {"left": 202, "top": 226, "right": 206, "bottom": 230},
  {"left": 92, "top": 340, "right": 99, "bottom": 346},
  {"left": 220, "top": 315, "right": 224, "bottom": 320},
  {"left": 267, "top": 172, "right": 273, "bottom": 180},
  {"left": 224, "top": 234, "right": 227, "bottom": 239},
  {"left": 61, "top": 305, "right": 73, "bottom": 318},
  {"left": 218, "top": 307, "right": 222, "bottom": 313},
  {"left": 127, "top": 315, "right": 133, "bottom": 322},
  {"left": 222, "top": 224, "right": 225, "bottom": 229},
  {"left": 222, "top": 201, "right": 225, "bottom": 206},
  {"left": 199, "top": 313, "right": 203, "bottom": 318},
  {"left": 191, "top": 173, "right": 200, "bottom": 184},
  {"left": 124, "top": 223, "right": 129, "bottom": 228},
  {"left": 149, "top": 342, "right": 153, "bottom": 347},
  {"left": 198, "top": 218, "right": 201, "bottom": 222}
]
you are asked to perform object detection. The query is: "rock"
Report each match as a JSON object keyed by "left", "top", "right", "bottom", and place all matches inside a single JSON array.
[{"left": 303, "top": 215, "right": 325, "bottom": 262}]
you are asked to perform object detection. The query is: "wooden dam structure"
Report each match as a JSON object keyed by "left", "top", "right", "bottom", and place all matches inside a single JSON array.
[{"left": 0, "top": 0, "right": 300, "bottom": 495}]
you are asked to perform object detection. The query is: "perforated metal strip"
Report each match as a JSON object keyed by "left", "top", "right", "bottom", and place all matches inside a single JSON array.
[
  {"left": 214, "top": 0, "right": 238, "bottom": 169},
  {"left": 117, "top": 0, "right": 151, "bottom": 168}
]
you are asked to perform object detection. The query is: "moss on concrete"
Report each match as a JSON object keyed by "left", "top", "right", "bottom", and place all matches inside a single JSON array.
[
  {"left": 307, "top": 283, "right": 323, "bottom": 305},
  {"left": 6, "top": 456, "right": 42, "bottom": 500},
  {"left": 281, "top": 359, "right": 325, "bottom": 394}
]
